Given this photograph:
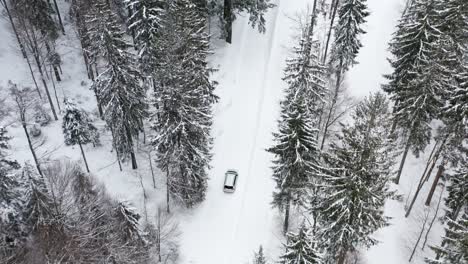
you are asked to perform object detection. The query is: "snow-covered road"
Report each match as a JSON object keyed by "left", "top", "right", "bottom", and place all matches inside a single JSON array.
[{"left": 179, "top": 1, "right": 311, "bottom": 263}]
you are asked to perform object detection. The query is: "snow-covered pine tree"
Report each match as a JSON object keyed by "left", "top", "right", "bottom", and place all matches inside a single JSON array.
[
  {"left": 15, "top": 0, "right": 59, "bottom": 40},
  {"left": 427, "top": 209, "right": 468, "bottom": 264},
  {"left": 253, "top": 245, "right": 268, "bottom": 264},
  {"left": 320, "top": 0, "right": 369, "bottom": 151},
  {"left": 62, "top": 99, "right": 99, "bottom": 173},
  {"left": 151, "top": 0, "right": 216, "bottom": 208},
  {"left": 278, "top": 223, "right": 322, "bottom": 264},
  {"left": 114, "top": 201, "right": 142, "bottom": 242},
  {"left": 90, "top": 0, "right": 147, "bottom": 170},
  {"left": 22, "top": 163, "right": 58, "bottom": 234},
  {"left": 383, "top": 0, "right": 444, "bottom": 184},
  {"left": 126, "top": 0, "right": 164, "bottom": 78},
  {"left": 267, "top": 89, "right": 321, "bottom": 234},
  {"left": 208, "top": 0, "right": 275, "bottom": 43},
  {"left": 444, "top": 164, "right": 468, "bottom": 222},
  {"left": 329, "top": 0, "right": 369, "bottom": 71},
  {"left": 268, "top": 23, "right": 324, "bottom": 234},
  {"left": 283, "top": 22, "right": 327, "bottom": 121},
  {"left": 317, "top": 93, "right": 395, "bottom": 264},
  {"left": 0, "top": 127, "right": 23, "bottom": 252}
]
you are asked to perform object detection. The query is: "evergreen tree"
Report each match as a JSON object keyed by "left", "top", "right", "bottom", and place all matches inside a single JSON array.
[
  {"left": 329, "top": 0, "right": 370, "bottom": 70},
  {"left": 383, "top": 0, "right": 444, "bottom": 184},
  {"left": 114, "top": 201, "right": 142, "bottom": 242},
  {"left": 279, "top": 224, "right": 322, "bottom": 264},
  {"left": 208, "top": 0, "right": 275, "bottom": 43},
  {"left": 267, "top": 90, "right": 321, "bottom": 234},
  {"left": 90, "top": 1, "right": 148, "bottom": 170},
  {"left": 268, "top": 24, "right": 324, "bottom": 233},
  {"left": 151, "top": 0, "right": 217, "bottom": 208},
  {"left": 283, "top": 27, "right": 327, "bottom": 120},
  {"left": 253, "top": 245, "right": 268, "bottom": 264},
  {"left": 62, "top": 99, "right": 99, "bottom": 173},
  {"left": 444, "top": 164, "right": 468, "bottom": 222},
  {"left": 0, "top": 128, "right": 23, "bottom": 251},
  {"left": 15, "top": 0, "right": 59, "bottom": 39},
  {"left": 427, "top": 209, "right": 468, "bottom": 264},
  {"left": 126, "top": 0, "right": 165, "bottom": 77},
  {"left": 317, "top": 93, "right": 395, "bottom": 264}
]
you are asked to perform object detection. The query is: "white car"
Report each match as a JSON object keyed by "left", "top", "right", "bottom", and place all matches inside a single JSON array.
[{"left": 223, "top": 170, "right": 238, "bottom": 193}]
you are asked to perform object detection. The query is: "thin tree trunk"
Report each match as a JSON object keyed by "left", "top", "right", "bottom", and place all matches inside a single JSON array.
[
  {"left": 395, "top": 133, "right": 411, "bottom": 184},
  {"left": 405, "top": 142, "right": 439, "bottom": 217},
  {"left": 25, "top": 52, "right": 42, "bottom": 99},
  {"left": 148, "top": 152, "right": 156, "bottom": 189},
  {"left": 125, "top": 124, "right": 138, "bottom": 169},
  {"left": 322, "top": 0, "right": 340, "bottom": 63},
  {"left": 283, "top": 196, "right": 291, "bottom": 234},
  {"left": 110, "top": 126, "right": 123, "bottom": 171},
  {"left": 224, "top": 0, "right": 232, "bottom": 43},
  {"left": 305, "top": 0, "right": 318, "bottom": 55},
  {"left": 337, "top": 248, "right": 347, "bottom": 264},
  {"left": 320, "top": 59, "right": 343, "bottom": 150},
  {"left": 157, "top": 208, "right": 162, "bottom": 262},
  {"left": 2, "top": 0, "right": 26, "bottom": 58},
  {"left": 422, "top": 185, "right": 444, "bottom": 250},
  {"left": 425, "top": 162, "right": 445, "bottom": 206},
  {"left": 409, "top": 210, "right": 430, "bottom": 262},
  {"left": 50, "top": 65, "right": 61, "bottom": 111},
  {"left": 424, "top": 135, "right": 448, "bottom": 182},
  {"left": 166, "top": 168, "right": 171, "bottom": 213},
  {"left": 53, "top": 0, "right": 65, "bottom": 34},
  {"left": 20, "top": 21, "right": 58, "bottom": 120},
  {"left": 22, "top": 123, "right": 43, "bottom": 176},
  {"left": 78, "top": 141, "right": 90, "bottom": 173}
]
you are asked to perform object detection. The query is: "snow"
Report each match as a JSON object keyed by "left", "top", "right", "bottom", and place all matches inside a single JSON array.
[{"left": 0, "top": 0, "right": 449, "bottom": 264}]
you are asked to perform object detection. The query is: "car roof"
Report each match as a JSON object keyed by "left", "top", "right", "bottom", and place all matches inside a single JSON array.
[{"left": 224, "top": 172, "right": 237, "bottom": 186}]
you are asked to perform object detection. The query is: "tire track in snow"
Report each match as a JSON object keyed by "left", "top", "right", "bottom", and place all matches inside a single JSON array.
[{"left": 225, "top": 2, "right": 281, "bottom": 263}]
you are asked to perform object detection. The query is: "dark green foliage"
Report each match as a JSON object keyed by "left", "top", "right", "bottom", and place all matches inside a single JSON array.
[
  {"left": 427, "top": 210, "right": 468, "bottom": 264},
  {"left": 279, "top": 224, "right": 322, "bottom": 264},
  {"left": 89, "top": 1, "right": 147, "bottom": 166},
  {"left": 317, "top": 93, "right": 395, "bottom": 262},
  {"left": 329, "top": 0, "right": 369, "bottom": 70},
  {"left": 151, "top": 0, "right": 217, "bottom": 206},
  {"left": 62, "top": 99, "right": 98, "bottom": 146}
]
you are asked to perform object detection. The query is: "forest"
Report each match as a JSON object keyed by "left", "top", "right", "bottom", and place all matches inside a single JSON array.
[{"left": 0, "top": 0, "right": 467, "bottom": 263}]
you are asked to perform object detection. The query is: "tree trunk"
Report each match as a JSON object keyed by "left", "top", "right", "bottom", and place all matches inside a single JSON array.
[
  {"left": 395, "top": 133, "right": 411, "bottom": 184},
  {"left": 125, "top": 124, "right": 138, "bottom": 169},
  {"left": 409, "top": 210, "right": 430, "bottom": 262},
  {"left": 283, "top": 196, "right": 291, "bottom": 234},
  {"left": 337, "top": 248, "right": 347, "bottom": 264},
  {"left": 22, "top": 123, "right": 43, "bottom": 176},
  {"left": 322, "top": 0, "right": 340, "bottom": 63},
  {"left": 320, "top": 59, "right": 343, "bottom": 150},
  {"left": 224, "top": 0, "right": 233, "bottom": 44},
  {"left": 50, "top": 65, "right": 61, "bottom": 111},
  {"left": 405, "top": 142, "right": 439, "bottom": 217},
  {"left": 422, "top": 185, "right": 444, "bottom": 250},
  {"left": 19, "top": 20, "right": 58, "bottom": 120},
  {"left": 425, "top": 162, "right": 445, "bottom": 206},
  {"left": 52, "top": 0, "right": 65, "bottom": 34},
  {"left": 110, "top": 126, "right": 123, "bottom": 171},
  {"left": 148, "top": 152, "right": 156, "bottom": 189},
  {"left": 25, "top": 52, "right": 42, "bottom": 99},
  {"left": 166, "top": 168, "right": 171, "bottom": 213},
  {"left": 2, "top": 0, "right": 26, "bottom": 58},
  {"left": 304, "top": 0, "right": 318, "bottom": 55},
  {"left": 78, "top": 141, "right": 90, "bottom": 173}
]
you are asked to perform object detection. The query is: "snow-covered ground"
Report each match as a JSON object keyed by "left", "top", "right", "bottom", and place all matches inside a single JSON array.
[{"left": 0, "top": 0, "right": 447, "bottom": 263}]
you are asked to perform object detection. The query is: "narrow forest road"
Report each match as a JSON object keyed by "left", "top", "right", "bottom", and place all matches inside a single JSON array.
[{"left": 179, "top": 1, "right": 311, "bottom": 263}]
